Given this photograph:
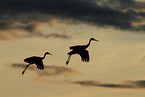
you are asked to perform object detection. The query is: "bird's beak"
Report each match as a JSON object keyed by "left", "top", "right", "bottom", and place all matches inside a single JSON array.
[
  {"left": 95, "top": 40, "right": 99, "bottom": 42},
  {"left": 49, "top": 53, "right": 52, "bottom": 55}
]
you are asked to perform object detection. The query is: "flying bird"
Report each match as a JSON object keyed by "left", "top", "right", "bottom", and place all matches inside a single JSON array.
[
  {"left": 66, "top": 38, "right": 99, "bottom": 65},
  {"left": 22, "top": 52, "right": 52, "bottom": 75}
]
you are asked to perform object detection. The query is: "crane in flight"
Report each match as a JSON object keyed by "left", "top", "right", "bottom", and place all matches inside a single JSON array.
[
  {"left": 66, "top": 38, "right": 99, "bottom": 65},
  {"left": 22, "top": 52, "right": 52, "bottom": 75}
]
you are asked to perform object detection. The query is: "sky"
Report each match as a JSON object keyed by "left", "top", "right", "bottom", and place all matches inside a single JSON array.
[
  {"left": 1, "top": 0, "right": 145, "bottom": 97},
  {"left": 1, "top": 0, "right": 145, "bottom": 40}
]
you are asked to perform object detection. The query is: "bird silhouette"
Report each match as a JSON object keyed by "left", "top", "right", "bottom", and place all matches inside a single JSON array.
[
  {"left": 22, "top": 52, "right": 52, "bottom": 75},
  {"left": 66, "top": 38, "right": 99, "bottom": 65}
]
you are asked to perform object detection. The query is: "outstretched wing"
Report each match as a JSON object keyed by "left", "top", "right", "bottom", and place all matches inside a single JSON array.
[
  {"left": 77, "top": 50, "right": 89, "bottom": 62},
  {"left": 35, "top": 61, "right": 44, "bottom": 70}
]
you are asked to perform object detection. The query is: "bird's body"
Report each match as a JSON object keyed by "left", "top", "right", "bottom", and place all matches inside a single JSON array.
[
  {"left": 24, "top": 56, "right": 44, "bottom": 70},
  {"left": 24, "top": 56, "right": 42, "bottom": 64},
  {"left": 66, "top": 38, "right": 98, "bottom": 65},
  {"left": 22, "top": 52, "right": 52, "bottom": 75},
  {"left": 70, "top": 45, "right": 86, "bottom": 50}
]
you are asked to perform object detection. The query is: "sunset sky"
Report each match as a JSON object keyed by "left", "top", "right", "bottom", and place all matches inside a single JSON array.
[{"left": 1, "top": 0, "right": 145, "bottom": 97}]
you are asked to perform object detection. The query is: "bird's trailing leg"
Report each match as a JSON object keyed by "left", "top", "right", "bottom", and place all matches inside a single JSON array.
[
  {"left": 66, "top": 55, "right": 71, "bottom": 65},
  {"left": 22, "top": 64, "right": 31, "bottom": 75}
]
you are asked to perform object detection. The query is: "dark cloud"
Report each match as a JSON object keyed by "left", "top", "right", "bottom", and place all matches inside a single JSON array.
[
  {"left": 96, "top": 0, "right": 135, "bottom": 9},
  {"left": 10, "top": 63, "right": 79, "bottom": 76},
  {"left": 44, "top": 33, "right": 71, "bottom": 39},
  {"left": 27, "top": 32, "right": 71, "bottom": 39},
  {"left": 0, "top": 0, "right": 145, "bottom": 40},
  {"left": 37, "top": 65, "right": 79, "bottom": 77},
  {"left": 8, "top": 63, "right": 145, "bottom": 88},
  {"left": 73, "top": 80, "right": 145, "bottom": 89}
]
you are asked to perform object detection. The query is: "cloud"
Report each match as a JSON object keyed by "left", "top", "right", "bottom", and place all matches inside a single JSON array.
[
  {"left": 37, "top": 65, "right": 79, "bottom": 77},
  {"left": 0, "top": 0, "right": 145, "bottom": 40},
  {"left": 27, "top": 32, "right": 71, "bottom": 39},
  {"left": 44, "top": 33, "right": 71, "bottom": 39},
  {"left": 96, "top": 0, "right": 136, "bottom": 9},
  {"left": 9, "top": 63, "right": 79, "bottom": 76},
  {"left": 8, "top": 63, "right": 145, "bottom": 88},
  {"left": 73, "top": 80, "right": 145, "bottom": 89},
  {"left": 0, "top": 12, "right": 71, "bottom": 40}
]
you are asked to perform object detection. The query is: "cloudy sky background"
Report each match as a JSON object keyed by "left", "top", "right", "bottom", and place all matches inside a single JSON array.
[
  {"left": 1, "top": 0, "right": 145, "bottom": 40},
  {"left": 1, "top": 0, "right": 145, "bottom": 97}
]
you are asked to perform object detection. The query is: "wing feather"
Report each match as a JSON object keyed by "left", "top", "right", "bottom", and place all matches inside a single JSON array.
[
  {"left": 35, "top": 61, "right": 44, "bottom": 70},
  {"left": 77, "top": 50, "right": 89, "bottom": 62}
]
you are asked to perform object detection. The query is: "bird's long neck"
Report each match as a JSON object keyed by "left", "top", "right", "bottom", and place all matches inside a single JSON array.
[
  {"left": 85, "top": 39, "right": 92, "bottom": 49},
  {"left": 42, "top": 53, "right": 47, "bottom": 60}
]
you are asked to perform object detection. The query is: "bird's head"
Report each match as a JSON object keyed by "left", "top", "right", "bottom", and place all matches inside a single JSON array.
[
  {"left": 90, "top": 38, "right": 99, "bottom": 42},
  {"left": 45, "top": 52, "right": 52, "bottom": 55}
]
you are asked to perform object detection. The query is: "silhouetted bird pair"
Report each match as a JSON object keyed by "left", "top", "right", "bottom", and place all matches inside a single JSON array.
[{"left": 22, "top": 38, "right": 99, "bottom": 75}]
